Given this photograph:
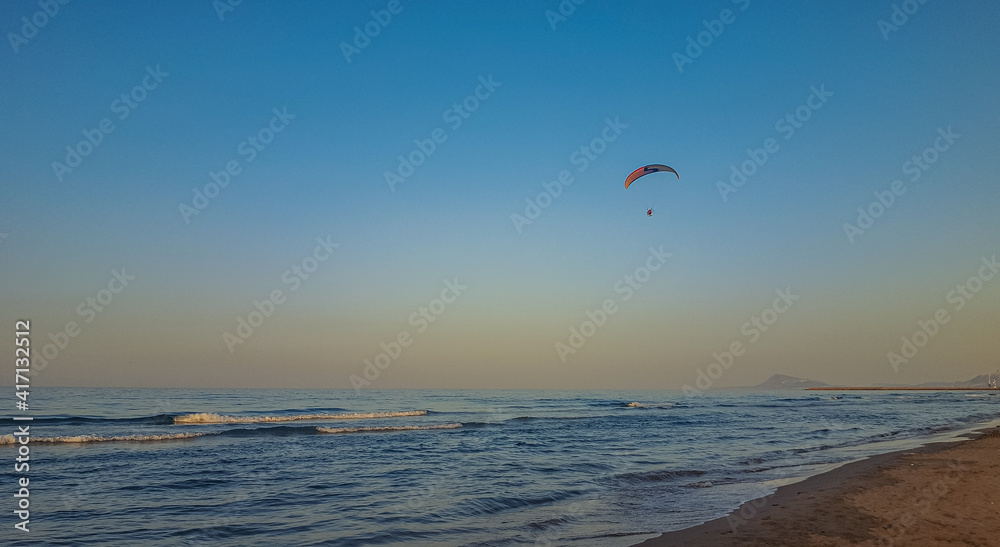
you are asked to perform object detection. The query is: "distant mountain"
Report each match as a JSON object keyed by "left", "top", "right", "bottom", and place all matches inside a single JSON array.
[
  {"left": 738, "top": 373, "right": 996, "bottom": 390},
  {"left": 916, "top": 375, "right": 993, "bottom": 388},
  {"left": 751, "top": 374, "right": 829, "bottom": 390}
]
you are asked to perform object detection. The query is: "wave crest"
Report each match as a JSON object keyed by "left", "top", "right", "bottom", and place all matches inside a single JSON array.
[
  {"left": 623, "top": 402, "right": 676, "bottom": 408},
  {"left": 174, "top": 410, "right": 427, "bottom": 424},
  {"left": 0, "top": 432, "right": 211, "bottom": 444}
]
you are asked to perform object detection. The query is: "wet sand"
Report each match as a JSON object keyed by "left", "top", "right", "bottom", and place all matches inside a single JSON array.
[{"left": 637, "top": 426, "right": 1000, "bottom": 546}]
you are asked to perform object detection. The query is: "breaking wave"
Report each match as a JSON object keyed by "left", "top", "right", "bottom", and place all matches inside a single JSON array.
[
  {"left": 173, "top": 410, "right": 428, "bottom": 424},
  {"left": 0, "top": 432, "right": 212, "bottom": 444},
  {"left": 0, "top": 421, "right": 462, "bottom": 445},
  {"left": 623, "top": 402, "right": 676, "bottom": 408}
]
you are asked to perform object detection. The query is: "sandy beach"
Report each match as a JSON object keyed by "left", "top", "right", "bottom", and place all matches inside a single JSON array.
[{"left": 639, "top": 426, "right": 1000, "bottom": 546}]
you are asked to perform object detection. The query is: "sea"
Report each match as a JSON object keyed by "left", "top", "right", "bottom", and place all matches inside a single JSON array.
[{"left": 2, "top": 388, "right": 998, "bottom": 546}]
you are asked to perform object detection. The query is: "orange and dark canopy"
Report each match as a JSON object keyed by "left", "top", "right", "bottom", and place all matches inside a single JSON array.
[{"left": 624, "top": 164, "right": 679, "bottom": 189}]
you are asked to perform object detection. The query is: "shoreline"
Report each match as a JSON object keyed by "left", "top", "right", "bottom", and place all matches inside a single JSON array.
[
  {"left": 807, "top": 387, "right": 998, "bottom": 391},
  {"left": 635, "top": 423, "right": 1000, "bottom": 546}
]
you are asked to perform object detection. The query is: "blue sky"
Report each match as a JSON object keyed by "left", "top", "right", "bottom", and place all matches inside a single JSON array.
[{"left": 2, "top": 0, "right": 998, "bottom": 389}]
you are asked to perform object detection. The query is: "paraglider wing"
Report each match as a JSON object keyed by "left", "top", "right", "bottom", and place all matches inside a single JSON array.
[{"left": 624, "top": 164, "right": 679, "bottom": 189}]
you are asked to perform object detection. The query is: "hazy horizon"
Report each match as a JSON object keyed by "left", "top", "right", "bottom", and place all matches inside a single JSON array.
[{"left": 2, "top": 1, "right": 999, "bottom": 391}]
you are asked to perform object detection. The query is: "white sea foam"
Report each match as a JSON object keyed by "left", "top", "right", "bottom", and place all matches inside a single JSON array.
[
  {"left": 625, "top": 402, "right": 675, "bottom": 408},
  {"left": 317, "top": 423, "right": 462, "bottom": 434},
  {"left": 173, "top": 410, "right": 428, "bottom": 424},
  {"left": 0, "top": 432, "right": 212, "bottom": 444}
]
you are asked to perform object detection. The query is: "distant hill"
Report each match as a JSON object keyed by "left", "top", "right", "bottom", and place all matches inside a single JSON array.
[
  {"left": 751, "top": 374, "right": 829, "bottom": 390},
  {"left": 738, "top": 373, "right": 996, "bottom": 390},
  {"left": 916, "top": 375, "right": 993, "bottom": 388}
]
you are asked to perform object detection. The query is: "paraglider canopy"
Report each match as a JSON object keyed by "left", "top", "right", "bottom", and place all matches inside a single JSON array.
[{"left": 624, "top": 164, "right": 679, "bottom": 189}]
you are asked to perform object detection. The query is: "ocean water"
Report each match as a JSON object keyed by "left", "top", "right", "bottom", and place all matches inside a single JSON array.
[{"left": 2, "top": 388, "right": 998, "bottom": 546}]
